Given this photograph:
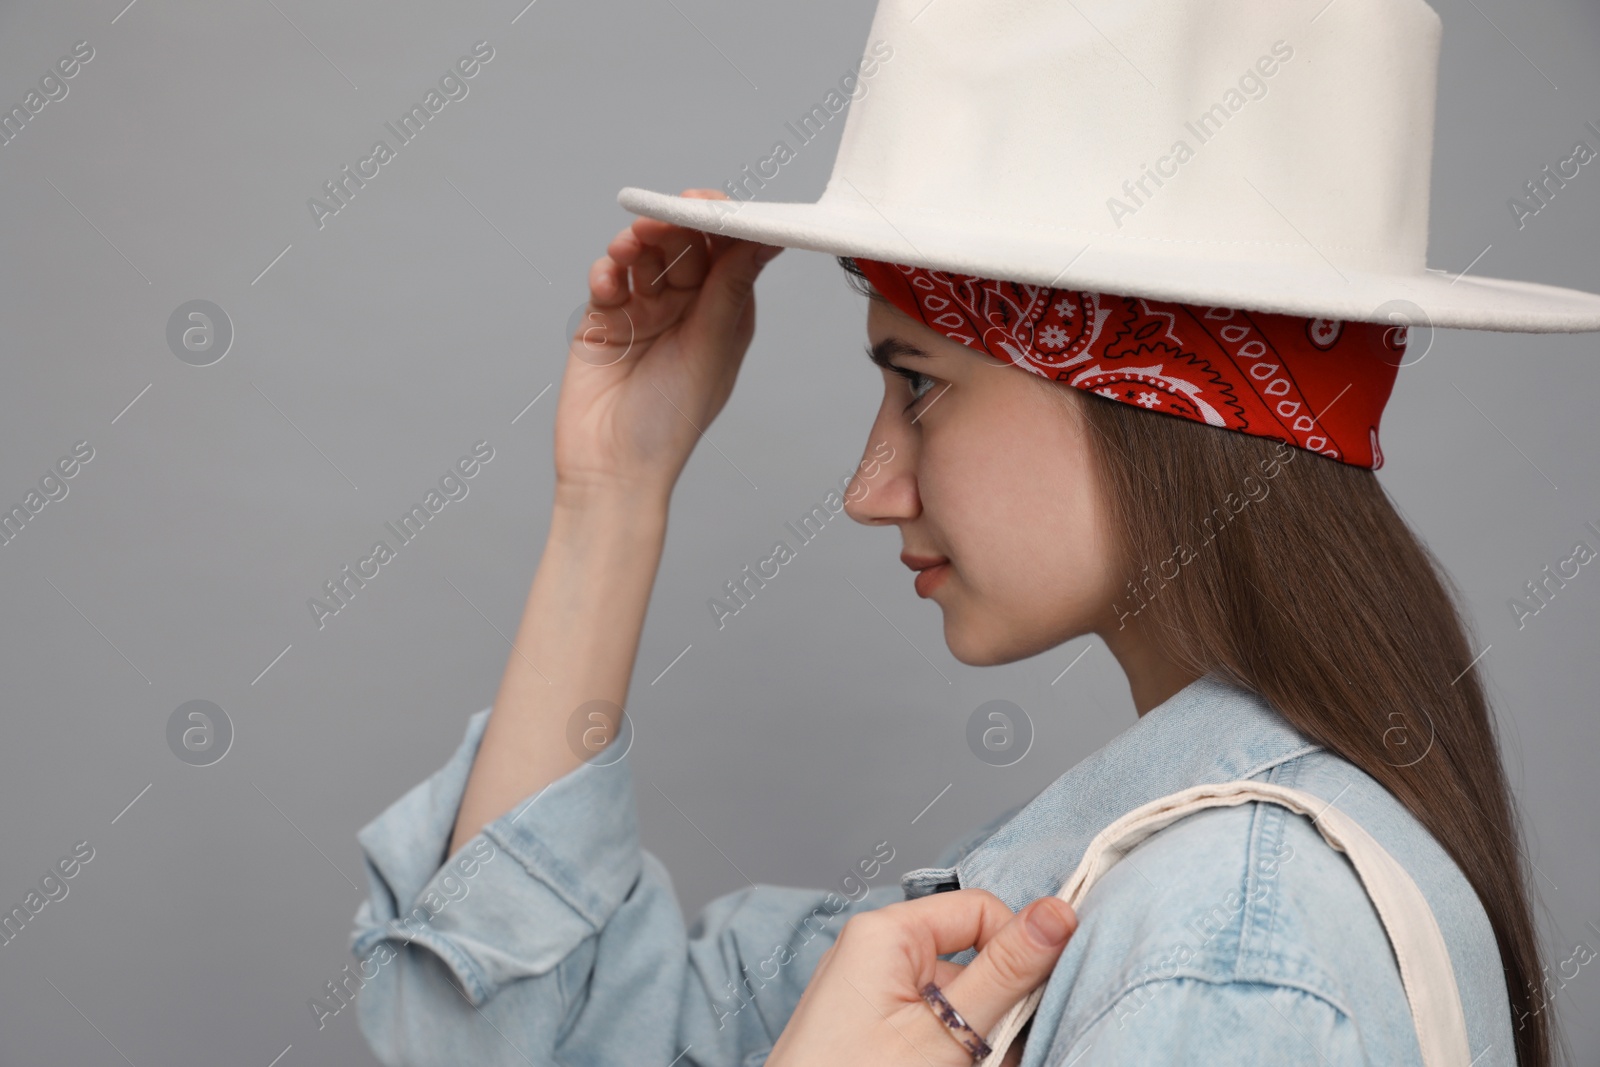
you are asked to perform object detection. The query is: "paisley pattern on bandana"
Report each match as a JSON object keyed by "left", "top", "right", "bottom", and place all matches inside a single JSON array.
[{"left": 853, "top": 258, "right": 1404, "bottom": 469}]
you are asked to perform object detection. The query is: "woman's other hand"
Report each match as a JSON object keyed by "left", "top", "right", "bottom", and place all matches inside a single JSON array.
[
  {"left": 555, "top": 188, "right": 783, "bottom": 502},
  {"left": 766, "top": 889, "right": 1077, "bottom": 1067}
]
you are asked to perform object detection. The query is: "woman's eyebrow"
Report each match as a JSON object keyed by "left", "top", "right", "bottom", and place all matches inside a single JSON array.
[{"left": 866, "top": 337, "right": 932, "bottom": 369}]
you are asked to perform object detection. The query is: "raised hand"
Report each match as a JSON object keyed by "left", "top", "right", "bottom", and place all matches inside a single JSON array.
[
  {"left": 448, "top": 193, "right": 781, "bottom": 856},
  {"left": 553, "top": 188, "right": 783, "bottom": 502}
]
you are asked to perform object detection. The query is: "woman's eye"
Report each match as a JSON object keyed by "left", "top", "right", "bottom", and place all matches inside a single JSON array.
[{"left": 891, "top": 366, "right": 936, "bottom": 411}]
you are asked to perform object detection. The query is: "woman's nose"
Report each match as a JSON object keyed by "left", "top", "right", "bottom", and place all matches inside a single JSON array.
[{"left": 842, "top": 426, "right": 918, "bottom": 526}]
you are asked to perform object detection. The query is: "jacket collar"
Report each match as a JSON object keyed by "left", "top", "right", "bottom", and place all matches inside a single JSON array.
[{"left": 928, "top": 671, "right": 1322, "bottom": 912}]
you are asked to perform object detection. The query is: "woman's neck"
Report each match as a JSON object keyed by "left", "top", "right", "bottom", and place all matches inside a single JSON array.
[{"left": 1097, "top": 622, "right": 1205, "bottom": 717}]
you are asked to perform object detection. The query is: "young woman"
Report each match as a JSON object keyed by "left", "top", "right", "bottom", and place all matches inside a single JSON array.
[{"left": 348, "top": 191, "right": 1551, "bottom": 1066}]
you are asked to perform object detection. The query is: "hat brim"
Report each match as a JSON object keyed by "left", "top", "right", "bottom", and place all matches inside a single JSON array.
[{"left": 619, "top": 187, "right": 1600, "bottom": 333}]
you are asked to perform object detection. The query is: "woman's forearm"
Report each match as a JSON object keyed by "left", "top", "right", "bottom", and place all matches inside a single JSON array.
[{"left": 448, "top": 483, "right": 670, "bottom": 856}]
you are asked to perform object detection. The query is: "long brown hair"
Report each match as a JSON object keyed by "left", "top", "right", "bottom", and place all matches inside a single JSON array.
[{"left": 839, "top": 256, "right": 1553, "bottom": 1066}]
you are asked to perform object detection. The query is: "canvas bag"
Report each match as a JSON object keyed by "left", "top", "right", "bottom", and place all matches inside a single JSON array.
[{"left": 977, "top": 780, "right": 1472, "bottom": 1067}]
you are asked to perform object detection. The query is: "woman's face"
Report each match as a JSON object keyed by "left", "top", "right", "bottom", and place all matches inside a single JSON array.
[{"left": 844, "top": 298, "right": 1123, "bottom": 666}]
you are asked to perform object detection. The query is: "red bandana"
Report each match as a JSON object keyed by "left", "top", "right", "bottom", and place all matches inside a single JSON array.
[{"left": 853, "top": 258, "right": 1404, "bottom": 469}]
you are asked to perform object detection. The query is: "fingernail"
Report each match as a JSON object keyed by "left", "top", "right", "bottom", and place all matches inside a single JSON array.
[
  {"left": 1025, "top": 900, "right": 1072, "bottom": 947},
  {"left": 754, "top": 244, "right": 783, "bottom": 265}
]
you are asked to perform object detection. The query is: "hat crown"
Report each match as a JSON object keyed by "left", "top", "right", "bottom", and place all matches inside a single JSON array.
[{"left": 822, "top": 0, "right": 1443, "bottom": 277}]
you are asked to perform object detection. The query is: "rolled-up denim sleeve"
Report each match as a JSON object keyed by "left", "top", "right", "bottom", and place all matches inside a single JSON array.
[{"left": 349, "top": 708, "right": 900, "bottom": 1067}]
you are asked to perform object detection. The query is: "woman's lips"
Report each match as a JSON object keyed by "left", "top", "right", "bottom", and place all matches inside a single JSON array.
[
  {"left": 902, "top": 551, "right": 952, "bottom": 598},
  {"left": 913, "top": 562, "right": 951, "bottom": 598}
]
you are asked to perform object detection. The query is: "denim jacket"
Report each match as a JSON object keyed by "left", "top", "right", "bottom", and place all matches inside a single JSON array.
[{"left": 349, "top": 673, "right": 1515, "bottom": 1066}]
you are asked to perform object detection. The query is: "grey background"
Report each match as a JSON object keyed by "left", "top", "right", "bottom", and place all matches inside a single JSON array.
[{"left": 0, "top": 0, "right": 1596, "bottom": 1063}]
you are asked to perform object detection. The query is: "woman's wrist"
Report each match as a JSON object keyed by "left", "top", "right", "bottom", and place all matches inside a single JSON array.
[
  {"left": 543, "top": 482, "right": 672, "bottom": 584},
  {"left": 553, "top": 473, "right": 675, "bottom": 524}
]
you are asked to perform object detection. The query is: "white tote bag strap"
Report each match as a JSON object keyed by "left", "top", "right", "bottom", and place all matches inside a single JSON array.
[{"left": 977, "top": 780, "right": 1471, "bottom": 1067}]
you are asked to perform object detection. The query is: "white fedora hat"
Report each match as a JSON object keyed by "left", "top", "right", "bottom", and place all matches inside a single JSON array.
[{"left": 618, "top": 0, "right": 1600, "bottom": 332}]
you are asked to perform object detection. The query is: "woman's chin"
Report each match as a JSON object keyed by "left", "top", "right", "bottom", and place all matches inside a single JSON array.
[
  {"left": 941, "top": 614, "right": 1014, "bottom": 667},
  {"left": 944, "top": 610, "right": 1088, "bottom": 667}
]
